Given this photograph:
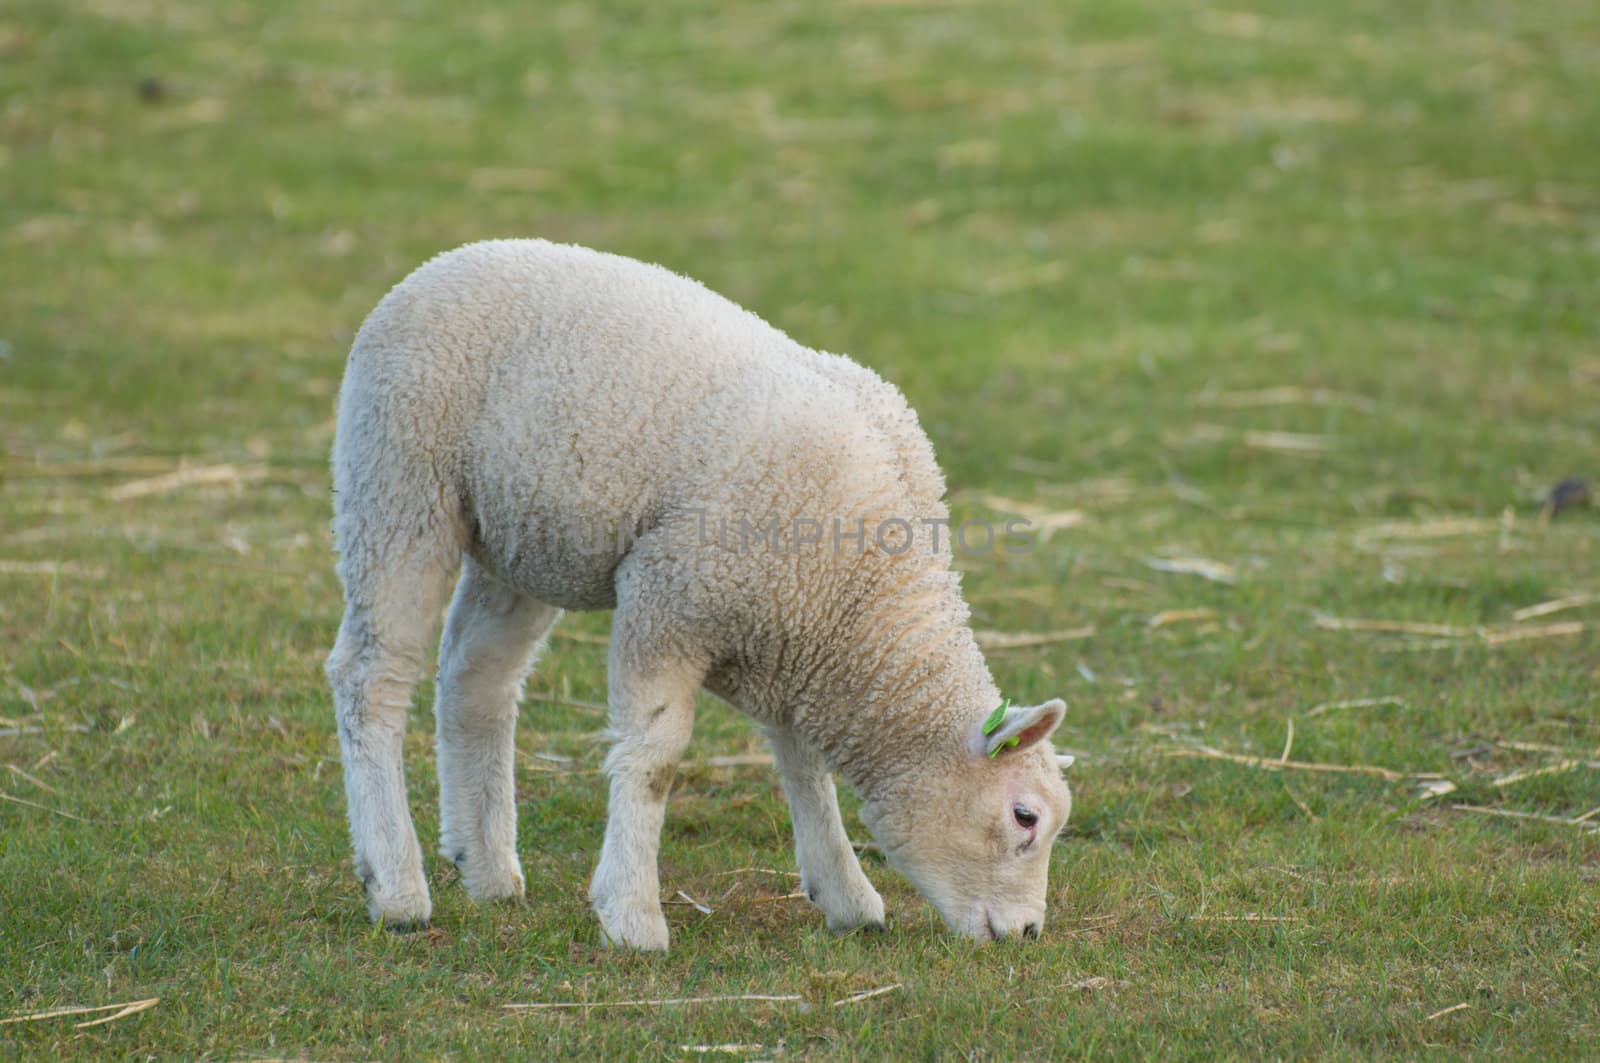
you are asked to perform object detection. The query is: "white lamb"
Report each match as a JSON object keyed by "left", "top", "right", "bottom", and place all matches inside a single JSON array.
[{"left": 326, "top": 239, "right": 1072, "bottom": 949}]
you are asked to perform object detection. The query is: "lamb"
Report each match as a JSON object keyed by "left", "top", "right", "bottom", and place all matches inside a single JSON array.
[{"left": 326, "top": 239, "right": 1073, "bottom": 950}]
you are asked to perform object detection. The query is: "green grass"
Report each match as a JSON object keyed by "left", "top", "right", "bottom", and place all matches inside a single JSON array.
[{"left": 3, "top": 0, "right": 1598, "bottom": 1056}]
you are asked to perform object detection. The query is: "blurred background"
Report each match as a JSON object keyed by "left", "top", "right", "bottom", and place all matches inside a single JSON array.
[{"left": 6, "top": 0, "right": 1594, "bottom": 493}]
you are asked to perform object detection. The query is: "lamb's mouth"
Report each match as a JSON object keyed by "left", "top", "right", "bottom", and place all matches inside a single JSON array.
[{"left": 975, "top": 911, "right": 1041, "bottom": 941}]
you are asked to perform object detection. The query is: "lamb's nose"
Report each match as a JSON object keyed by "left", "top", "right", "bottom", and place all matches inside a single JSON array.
[{"left": 1023, "top": 922, "right": 1040, "bottom": 940}]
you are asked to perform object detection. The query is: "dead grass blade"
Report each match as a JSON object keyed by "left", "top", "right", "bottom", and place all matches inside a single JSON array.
[
  {"left": 531, "top": 751, "right": 573, "bottom": 765},
  {"left": 1283, "top": 779, "right": 1318, "bottom": 820},
  {"left": 671, "top": 889, "right": 715, "bottom": 914},
  {"left": 551, "top": 630, "right": 610, "bottom": 646},
  {"left": 1199, "top": 386, "right": 1377, "bottom": 414},
  {"left": 0, "top": 998, "right": 158, "bottom": 1028},
  {"left": 1, "top": 456, "right": 177, "bottom": 478},
  {"left": 1244, "top": 430, "right": 1333, "bottom": 454},
  {"left": 1512, "top": 593, "right": 1599, "bottom": 622},
  {"left": 6, "top": 763, "right": 58, "bottom": 793},
  {"left": 524, "top": 692, "right": 609, "bottom": 715},
  {"left": 1480, "top": 621, "right": 1584, "bottom": 646},
  {"left": 1491, "top": 760, "right": 1587, "bottom": 788},
  {"left": 0, "top": 560, "right": 108, "bottom": 579},
  {"left": 975, "top": 626, "right": 1096, "bottom": 650},
  {"left": 513, "top": 752, "right": 603, "bottom": 777},
  {"left": 1315, "top": 616, "right": 1585, "bottom": 646},
  {"left": 1165, "top": 744, "right": 1416, "bottom": 781},
  {"left": 1306, "top": 695, "right": 1408, "bottom": 717},
  {"left": 1147, "top": 608, "right": 1219, "bottom": 629},
  {"left": 1450, "top": 804, "right": 1600, "bottom": 834},
  {"left": 505, "top": 983, "right": 901, "bottom": 1014},
  {"left": 1498, "top": 740, "right": 1570, "bottom": 755},
  {"left": 974, "top": 494, "right": 1087, "bottom": 540},
  {"left": 1068, "top": 975, "right": 1132, "bottom": 991},
  {"left": 695, "top": 754, "right": 776, "bottom": 769},
  {"left": 107, "top": 462, "right": 267, "bottom": 501},
  {"left": 0, "top": 791, "right": 92, "bottom": 822},
  {"left": 1375, "top": 638, "right": 1464, "bottom": 654},
  {"left": 72, "top": 998, "right": 161, "bottom": 1029},
  {"left": 1315, "top": 616, "right": 1472, "bottom": 638},
  {"left": 1356, "top": 518, "right": 1498, "bottom": 542},
  {"left": 1424, "top": 1002, "right": 1472, "bottom": 1023},
  {"left": 505, "top": 993, "right": 803, "bottom": 1011},
  {"left": 679, "top": 1044, "right": 765, "bottom": 1056},
  {"left": 1145, "top": 557, "right": 1237, "bottom": 584},
  {"left": 1188, "top": 913, "right": 1299, "bottom": 924},
  {"left": 834, "top": 983, "right": 902, "bottom": 1007}
]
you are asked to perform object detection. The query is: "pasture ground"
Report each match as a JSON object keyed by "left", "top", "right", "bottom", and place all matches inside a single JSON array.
[{"left": 2, "top": 0, "right": 1597, "bottom": 1057}]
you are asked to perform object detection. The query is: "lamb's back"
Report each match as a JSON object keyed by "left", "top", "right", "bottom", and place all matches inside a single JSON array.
[{"left": 341, "top": 239, "right": 944, "bottom": 611}]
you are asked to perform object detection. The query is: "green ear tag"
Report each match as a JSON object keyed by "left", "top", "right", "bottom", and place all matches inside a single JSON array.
[
  {"left": 982, "top": 700, "right": 1010, "bottom": 735},
  {"left": 983, "top": 699, "right": 1019, "bottom": 757}
]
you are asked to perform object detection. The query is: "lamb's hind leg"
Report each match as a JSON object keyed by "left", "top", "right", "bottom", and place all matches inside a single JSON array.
[
  {"left": 766, "top": 726, "right": 885, "bottom": 933},
  {"left": 327, "top": 536, "right": 459, "bottom": 930},
  {"left": 435, "top": 558, "right": 562, "bottom": 902}
]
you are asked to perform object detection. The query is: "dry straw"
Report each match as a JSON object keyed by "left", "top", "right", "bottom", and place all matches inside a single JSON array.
[
  {"left": 0, "top": 998, "right": 159, "bottom": 1029},
  {"left": 975, "top": 626, "right": 1096, "bottom": 650},
  {"left": 1164, "top": 743, "right": 1435, "bottom": 782},
  {"left": 505, "top": 984, "right": 901, "bottom": 1012}
]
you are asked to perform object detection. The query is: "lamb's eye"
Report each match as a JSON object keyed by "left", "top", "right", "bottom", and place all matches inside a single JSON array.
[{"left": 1012, "top": 804, "right": 1038, "bottom": 829}]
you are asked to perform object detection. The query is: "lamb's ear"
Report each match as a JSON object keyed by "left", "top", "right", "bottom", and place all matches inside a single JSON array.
[{"left": 976, "top": 698, "right": 1065, "bottom": 759}]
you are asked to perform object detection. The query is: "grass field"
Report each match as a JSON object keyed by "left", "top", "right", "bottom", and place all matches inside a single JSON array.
[{"left": 3, "top": 0, "right": 1598, "bottom": 1057}]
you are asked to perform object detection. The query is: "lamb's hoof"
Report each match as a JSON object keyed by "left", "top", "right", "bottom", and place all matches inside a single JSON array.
[
  {"left": 385, "top": 917, "right": 432, "bottom": 935},
  {"left": 457, "top": 851, "right": 526, "bottom": 903},
  {"left": 826, "top": 910, "right": 886, "bottom": 935},
  {"left": 363, "top": 875, "right": 433, "bottom": 930},
  {"left": 809, "top": 878, "right": 886, "bottom": 935},
  {"left": 594, "top": 903, "right": 671, "bottom": 952}
]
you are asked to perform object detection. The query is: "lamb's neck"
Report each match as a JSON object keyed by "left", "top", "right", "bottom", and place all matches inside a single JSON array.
[{"left": 793, "top": 577, "right": 998, "bottom": 802}]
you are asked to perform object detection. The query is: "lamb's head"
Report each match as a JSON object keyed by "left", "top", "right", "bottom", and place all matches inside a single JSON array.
[{"left": 858, "top": 698, "right": 1071, "bottom": 942}]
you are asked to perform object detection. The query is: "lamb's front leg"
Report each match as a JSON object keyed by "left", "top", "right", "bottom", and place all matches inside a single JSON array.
[
  {"left": 766, "top": 726, "right": 885, "bottom": 934},
  {"left": 589, "top": 626, "right": 704, "bottom": 951},
  {"left": 435, "top": 561, "right": 563, "bottom": 903}
]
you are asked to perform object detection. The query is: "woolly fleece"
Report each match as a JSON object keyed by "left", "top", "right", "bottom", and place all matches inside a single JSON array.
[{"left": 326, "top": 240, "right": 1071, "bottom": 947}]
